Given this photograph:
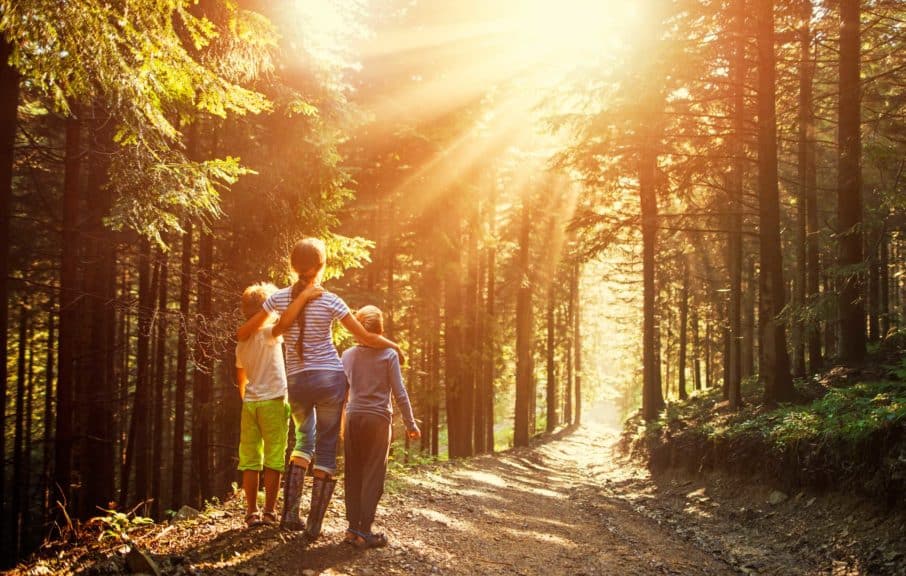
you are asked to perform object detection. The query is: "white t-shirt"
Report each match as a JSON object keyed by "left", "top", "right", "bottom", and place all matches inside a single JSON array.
[
  {"left": 263, "top": 288, "right": 350, "bottom": 375},
  {"left": 235, "top": 325, "right": 288, "bottom": 401}
]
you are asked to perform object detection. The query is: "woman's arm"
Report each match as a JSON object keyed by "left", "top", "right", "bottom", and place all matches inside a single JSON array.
[
  {"left": 237, "top": 309, "right": 269, "bottom": 342},
  {"left": 273, "top": 284, "right": 324, "bottom": 338},
  {"left": 339, "top": 313, "right": 406, "bottom": 365}
]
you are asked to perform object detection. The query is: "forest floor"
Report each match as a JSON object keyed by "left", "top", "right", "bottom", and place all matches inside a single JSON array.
[{"left": 14, "top": 420, "right": 906, "bottom": 576}]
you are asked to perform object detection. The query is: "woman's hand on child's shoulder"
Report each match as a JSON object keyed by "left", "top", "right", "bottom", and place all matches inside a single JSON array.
[{"left": 301, "top": 284, "right": 324, "bottom": 301}]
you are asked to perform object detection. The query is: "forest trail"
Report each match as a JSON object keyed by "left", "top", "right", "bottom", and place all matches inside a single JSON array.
[{"left": 51, "top": 420, "right": 906, "bottom": 576}]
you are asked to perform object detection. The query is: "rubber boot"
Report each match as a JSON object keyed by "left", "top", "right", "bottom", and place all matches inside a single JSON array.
[
  {"left": 305, "top": 476, "right": 337, "bottom": 539},
  {"left": 280, "top": 462, "right": 306, "bottom": 531}
]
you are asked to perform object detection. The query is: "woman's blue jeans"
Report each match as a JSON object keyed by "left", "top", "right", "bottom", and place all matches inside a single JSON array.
[{"left": 287, "top": 369, "right": 348, "bottom": 475}]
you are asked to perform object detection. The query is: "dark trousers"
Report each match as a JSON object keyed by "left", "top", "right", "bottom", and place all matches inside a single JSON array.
[{"left": 344, "top": 412, "right": 391, "bottom": 533}]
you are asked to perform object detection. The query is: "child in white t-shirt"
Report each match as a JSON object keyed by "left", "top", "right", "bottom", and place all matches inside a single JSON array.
[{"left": 235, "top": 282, "right": 321, "bottom": 527}]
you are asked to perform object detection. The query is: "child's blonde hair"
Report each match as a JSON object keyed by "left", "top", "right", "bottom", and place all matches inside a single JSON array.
[
  {"left": 355, "top": 305, "right": 384, "bottom": 335},
  {"left": 241, "top": 282, "right": 278, "bottom": 319}
]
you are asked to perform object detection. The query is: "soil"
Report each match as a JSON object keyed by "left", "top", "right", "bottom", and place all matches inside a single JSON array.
[{"left": 14, "top": 422, "right": 906, "bottom": 576}]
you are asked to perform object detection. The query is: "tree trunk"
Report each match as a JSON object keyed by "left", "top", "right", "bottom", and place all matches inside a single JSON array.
[
  {"left": 43, "top": 305, "right": 55, "bottom": 526},
  {"left": 56, "top": 113, "right": 81, "bottom": 511},
  {"left": 756, "top": 0, "right": 795, "bottom": 404},
  {"left": 152, "top": 249, "right": 168, "bottom": 517},
  {"left": 692, "top": 305, "right": 702, "bottom": 391},
  {"left": 573, "top": 260, "right": 582, "bottom": 425},
  {"left": 483, "top": 193, "right": 497, "bottom": 452},
  {"left": 880, "top": 231, "right": 890, "bottom": 337},
  {"left": 172, "top": 221, "right": 192, "bottom": 509},
  {"left": 800, "top": 0, "right": 822, "bottom": 373},
  {"left": 546, "top": 268, "right": 558, "bottom": 432},
  {"left": 130, "top": 240, "right": 154, "bottom": 510},
  {"left": 678, "top": 261, "right": 689, "bottom": 401},
  {"left": 13, "top": 304, "right": 28, "bottom": 556},
  {"left": 80, "top": 106, "right": 115, "bottom": 519},
  {"left": 0, "top": 35, "right": 19, "bottom": 553},
  {"left": 641, "top": 141, "right": 664, "bottom": 418},
  {"left": 726, "top": 0, "right": 745, "bottom": 409},
  {"left": 191, "top": 230, "right": 214, "bottom": 505},
  {"left": 837, "top": 0, "right": 865, "bottom": 363},
  {"left": 514, "top": 198, "right": 533, "bottom": 446}
]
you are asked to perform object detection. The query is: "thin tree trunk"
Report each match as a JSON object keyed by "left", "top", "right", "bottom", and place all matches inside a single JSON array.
[
  {"left": 800, "top": 0, "right": 821, "bottom": 373},
  {"left": 130, "top": 240, "right": 154, "bottom": 510},
  {"left": 573, "top": 260, "right": 582, "bottom": 425},
  {"left": 43, "top": 304, "right": 55, "bottom": 526},
  {"left": 546, "top": 270, "right": 558, "bottom": 432},
  {"left": 483, "top": 193, "right": 497, "bottom": 452},
  {"left": 880, "top": 231, "right": 890, "bottom": 337},
  {"left": 514, "top": 198, "right": 533, "bottom": 447},
  {"left": 727, "top": 0, "right": 745, "bottom": 408},
  {"left": 13, "top": 304, "right": 28, "bottom": 556},
  {"left": 191, "top": 230, "right": 213, "bottom": 505},
  {"left": 172, "top": 221, "right": 192, "bottom": 509},
  {"left": 152, "top": 249, "right": 168, "bottom": 517},
  {"left": 678, "top": 260, "right": 689, "bottom": 401},
  {"left": 756, "top": 0, "right": 795, "bottom": 404},
  {"left": 0, "top": 35, "right": 18, "bottom": 553},
  {"left": 837, "top": 0, "right": 865, "bottom": 363},
  {"left": 692, "top": 305, "right": 702, "bottom": 391},
  {"left": 565, "top": 266, "right": 574, "bottom": 424}
]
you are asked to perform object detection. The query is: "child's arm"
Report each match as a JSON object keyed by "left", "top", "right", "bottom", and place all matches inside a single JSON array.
[
  {"left": 388, "top": 352, "right": 420, "bottom": 438},
  {"left": 236, "top": 366, "right": 248, "bottom": 400},
  {"left": 339, "top": 313, "right": 406, "bottom": 365},
  {"left": 272, "top": 284, "right": 324, "bottom": 338}
]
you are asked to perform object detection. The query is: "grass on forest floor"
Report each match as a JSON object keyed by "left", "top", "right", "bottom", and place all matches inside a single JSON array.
[{"left": 626, "top": 352, "right": 906, "bottom": 458}]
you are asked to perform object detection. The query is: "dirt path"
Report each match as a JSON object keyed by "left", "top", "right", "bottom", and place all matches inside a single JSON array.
[
  {"left": 57, "top": 423, "right": 906, "bottom": 576},
  {"left": 143, "top": 425, "right": 738, "bottom": 576}
]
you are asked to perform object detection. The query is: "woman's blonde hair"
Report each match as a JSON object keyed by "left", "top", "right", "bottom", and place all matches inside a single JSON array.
[
  {"left": 241, "top": 282, "right": 278, "bottom": 319},
  {"left": 355, "top": 305, "right": 384, "bottom": 335}
]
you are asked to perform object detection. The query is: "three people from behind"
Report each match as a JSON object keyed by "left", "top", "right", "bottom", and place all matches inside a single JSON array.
[{"left": 237, "top": 238, "right": 404, "bottom": 538}]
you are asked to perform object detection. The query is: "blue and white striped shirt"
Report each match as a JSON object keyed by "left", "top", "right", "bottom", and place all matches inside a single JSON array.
[{"left": 263, "top": 287, "right": 350, "bottom": 375}]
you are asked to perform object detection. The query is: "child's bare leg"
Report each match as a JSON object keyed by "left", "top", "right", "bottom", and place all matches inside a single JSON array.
[
  {"left": 242, "top": 470, "right": 260, "bottom": 515},
  {"left": 263, "top": 468, "right": 281, "bottom": 514}
]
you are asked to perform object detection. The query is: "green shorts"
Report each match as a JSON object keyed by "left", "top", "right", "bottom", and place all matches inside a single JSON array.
[{"left": 238, "top": 397, "right": 289, "bottom": 472}]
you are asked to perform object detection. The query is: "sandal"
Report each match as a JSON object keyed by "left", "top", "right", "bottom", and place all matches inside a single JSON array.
[
  {"left": 343, "top": 529, "right": 359, "bottom": 545},
  {"left": 245, "top": 511, "right": 263, "bottom": 528},
  {"left": 261, "top": 511, "right": 278, "bottom": 526},
  {"left": 349, "top": 529, "right": 388, "bottom": 549}
]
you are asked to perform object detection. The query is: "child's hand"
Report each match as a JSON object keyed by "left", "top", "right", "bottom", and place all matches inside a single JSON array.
[
  {"left": 300, "top": 284, "right": 324, "bottom": 301},
  {"left": 406, "top": 426, "right": 421, "bottom": 440}
]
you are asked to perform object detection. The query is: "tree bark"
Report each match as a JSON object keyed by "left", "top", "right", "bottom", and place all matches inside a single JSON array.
[
  {"left": 756, "top": 0, "right": 795, "bottom": 404},
  {"left": 172, "top": 221, "right": 192, "bottom": 509},
  {"left": 514, "top": 198, "right": 533, "bottom": 446},
  {"left": 57, "top": 113, "right": 82, "bottom": 511},
  {"left": 191, "top": 230, "right": 214, "bottom": 505},
  {"left": 727, "top": 0, "right": 745, "bottom": 409},
  {"left": 0, "top": 35, "right": 19, "bottom": 551},
  {"left": 573, "top": 260, "right": 582, "bottom": 425},
  {"left": 800, "top": 0, "right": 822, "bottom": 373},
  {"left": 678, "top": 260, "right": 689, "bottom": 401},
  {"left": 152, "top": 249, "right": 168, "bottom": 517},
  {"left": 837, "top": 0, "right": 865, "bottom": 363}
]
